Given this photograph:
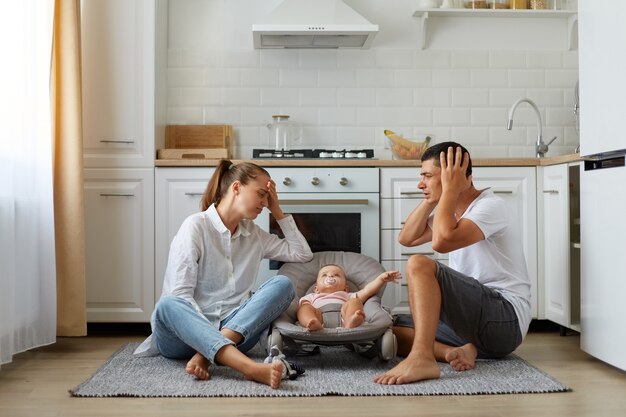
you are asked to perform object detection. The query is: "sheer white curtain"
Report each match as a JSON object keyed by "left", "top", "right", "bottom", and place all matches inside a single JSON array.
[{"left": 0, "top": 1, "right": 57, "bottom": 366}]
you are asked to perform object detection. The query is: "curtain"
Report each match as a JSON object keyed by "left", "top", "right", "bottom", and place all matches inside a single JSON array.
[
  {"left": 0, "top": 1, "right": 57, "bottom": 365},
  {"left": 51, "top": 0, "right": 87, "bottom": 337}
]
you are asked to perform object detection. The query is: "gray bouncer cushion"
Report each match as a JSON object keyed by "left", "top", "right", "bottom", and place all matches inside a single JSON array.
[{"left": 273, "top": 251, "right": 393, "bottom": 343}]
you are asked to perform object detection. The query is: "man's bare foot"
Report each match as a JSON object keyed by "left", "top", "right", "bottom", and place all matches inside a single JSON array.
[
  {"left": 304, "top": 318, "right": 324, "bottom": 331},
  {"left": 244, "top": 361, "right": 284, "bottom": 389},
  {"left": 343, "top": 309, "right": 365, "bottom": 329},
  {"left": 373, "top": 353, "right": 440, "bottom": 385},
  {"left": 445, "top": 343, "right": 477, "bottom": 372},
  {"left": 185, "top": 352, "right": 210, "bottom": 380}
]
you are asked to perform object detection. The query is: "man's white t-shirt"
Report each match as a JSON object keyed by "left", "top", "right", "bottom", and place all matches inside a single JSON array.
[{"left": 449, "top": 188, "right": 532, "bottom": 339}]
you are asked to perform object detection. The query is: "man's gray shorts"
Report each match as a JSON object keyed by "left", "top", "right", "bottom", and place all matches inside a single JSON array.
[{"left": 394, "top": 261, "right": 522, "bottom": 359}]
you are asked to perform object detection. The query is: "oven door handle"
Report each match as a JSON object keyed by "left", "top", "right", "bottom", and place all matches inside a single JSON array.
[{"left": 278, "top": 199, "right": 370, "bottom": 205}]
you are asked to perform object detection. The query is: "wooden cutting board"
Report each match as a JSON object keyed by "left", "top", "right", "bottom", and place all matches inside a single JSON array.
[
  {"left": 164, "top": 125, "right": 232, "bottom": 158},
  {"left": 156, "top": 148, "right": 229, "bottom": 160}
]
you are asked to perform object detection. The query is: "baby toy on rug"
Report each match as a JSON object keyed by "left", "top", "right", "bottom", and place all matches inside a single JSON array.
[{"left": 264, "top": 345, "right": 305, "bottom": 380}]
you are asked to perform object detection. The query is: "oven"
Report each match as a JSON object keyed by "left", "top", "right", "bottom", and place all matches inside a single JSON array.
[{"left": 254, "top": 167, "right": 380, "bottom": 285}]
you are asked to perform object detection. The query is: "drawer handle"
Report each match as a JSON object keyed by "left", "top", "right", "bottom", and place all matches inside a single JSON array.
[
  {"left": 542, "top": 189, "right": 559, "bottom": 194},
  {"left": 99, "top": 140, "right": 135, "bottom": 144},
  {"left": 494, "top": 190, "right": 514, "bottom": 194},
  {"left": 572, "top": 242, "right": 581, "bottom": 249},
  {"left": 99, "top": 193, "right": 135, "bottom": 197},
  {"left": 401, "top": 252, "right": 435, "bottom": 256},
  {"left": 184, "top": 192, "right": 204, "bottom": 196},
  {"left": 279, "top": 199, "right": 369, "bottom": 206},
  {"left": 400, "top": 191, "right": 423, "bottom": 196}
]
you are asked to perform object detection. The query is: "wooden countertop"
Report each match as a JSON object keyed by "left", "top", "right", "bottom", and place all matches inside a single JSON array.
[{"left": 155, "top": 153, "right": 582, "bottom": 167}]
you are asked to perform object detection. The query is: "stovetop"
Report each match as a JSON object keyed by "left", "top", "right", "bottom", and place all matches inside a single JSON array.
[{"left": 252, "top": 149, "right": 375, "bottom": 159}]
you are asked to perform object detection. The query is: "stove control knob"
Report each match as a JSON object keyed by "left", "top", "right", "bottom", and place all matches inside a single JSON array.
[
  {"left": 339, "top": 177, "right": 348, "bottom": 186},
  {"left": 345, "top": 152, "right": 357, "bottom": 158},
  {"left": 282, "top": 177, "right": 292, "bottom": 186},
  {"left": 311, "top": 177, "right": 320, "bottom": 186},
  {"left": 319, "top": 152, "right": 331, "bottom": 158},
  {"left": 332, "top": 152, "right": 343, "bottom": 158},
  {"left": 357, "top": 152, "right": 367, "bottom": 158}
]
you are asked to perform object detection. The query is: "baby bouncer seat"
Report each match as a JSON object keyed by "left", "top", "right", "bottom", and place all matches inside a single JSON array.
[{"left": 265, "top": 251, "right": 397, "bottom": 361}]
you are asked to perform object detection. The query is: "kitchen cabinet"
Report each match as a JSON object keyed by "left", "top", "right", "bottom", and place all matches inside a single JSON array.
[
  {"left": 154, "top": 167, "right": 215, "bottom": 297},
  {"left": 380, "top": 167, "right": 538, "bottom": 318},
  {"left": 81, "top": 0, "right": 156, "bottom": 168},
  {"left": 538, "top": 162, "right": 580, "bottom": 333},
  {"left": 83, "top": 169, "right": 154, "bottom": 322},
  {"left": 412, "top": 8, "right": 578, "bottom": 50}
]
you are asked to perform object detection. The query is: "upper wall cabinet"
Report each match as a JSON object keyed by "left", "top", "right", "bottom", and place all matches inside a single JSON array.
[
  {"left": 412, "top": 9, "right": 578, "bottom": 50},
  {"left": 81, "top": 0, "right": 155, "bottom": 168}
]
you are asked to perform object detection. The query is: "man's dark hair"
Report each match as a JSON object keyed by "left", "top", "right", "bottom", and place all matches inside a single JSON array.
[{"left": 421, "top": 141, "right": 472, "bottom": 178}]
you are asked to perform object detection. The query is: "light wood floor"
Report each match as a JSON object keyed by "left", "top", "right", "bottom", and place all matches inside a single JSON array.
[{"left": 1, "top": 322, "right": 625, "bottom": 417}]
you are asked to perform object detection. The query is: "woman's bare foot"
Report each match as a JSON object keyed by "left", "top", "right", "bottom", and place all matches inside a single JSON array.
[
  {"left": 304, "top": 318, "right": 324, "bottom": 331},
  {"left": 343, "top": 309, "right": 365, "bottom": 329},
  {"left": 445, "top": 343, "right": 477, "bottom": 372},
  {"left": 244, "top": 361, "right": 284, "bottom": 389},
  {"left": 373, "top": 353, "right": 441, "bottom": 385},
  {"left": 185, "top": 352, "right": 210, "bottom": 380}
]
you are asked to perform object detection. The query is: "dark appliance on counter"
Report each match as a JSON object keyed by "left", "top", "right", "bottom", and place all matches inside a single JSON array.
[{"left": 252, "top": 148, "right": 375, "bottom": 159}]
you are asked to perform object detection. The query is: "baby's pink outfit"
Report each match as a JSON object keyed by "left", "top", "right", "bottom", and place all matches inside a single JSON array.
[{"left": 299, "top": 291, "right": 356, "bottom": 309}]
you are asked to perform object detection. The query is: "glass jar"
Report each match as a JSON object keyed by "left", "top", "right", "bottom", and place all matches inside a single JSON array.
[
  {"left": 488, "top": 0, "right": 509, "bottom": 8},
  {"left": 464, "top": 0, "right": 488, "bottom": 8},
  {"left": 509, "top": 0, "right": 528, "bottom": 9},
  {"left": 530, "top": 0, "right": 546, "bottom": 9}
]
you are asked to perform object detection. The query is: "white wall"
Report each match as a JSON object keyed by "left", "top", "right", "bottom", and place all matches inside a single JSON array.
[{"left": 166, "top": 0, "right": 579, "bottom": 159}]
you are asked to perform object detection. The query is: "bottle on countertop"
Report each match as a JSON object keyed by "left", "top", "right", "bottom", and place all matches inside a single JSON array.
[
  {"left": 509, "top": 0, "right": 528, "bottom": 9},
  {"left": 488, "top": 0, "right": 509, "bottom": 9}
]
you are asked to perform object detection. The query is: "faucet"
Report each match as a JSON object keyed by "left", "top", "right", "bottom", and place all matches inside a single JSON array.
[{"left": 507, "top": 98, "right": 557, "bottom": 158}]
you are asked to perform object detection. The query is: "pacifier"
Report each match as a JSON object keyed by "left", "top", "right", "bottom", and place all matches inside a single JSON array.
[{"left": 323, "top": 277, "right": 338, "bottom": 286}]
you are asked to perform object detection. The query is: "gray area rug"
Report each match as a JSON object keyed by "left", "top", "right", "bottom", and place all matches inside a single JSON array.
[{"left": 70, "top": 343, "right": 570, "bottom": 397}]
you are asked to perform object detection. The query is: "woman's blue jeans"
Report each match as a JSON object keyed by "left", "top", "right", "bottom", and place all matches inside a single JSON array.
[{"left": 152, "top": 275, "right": 294, "bottom": 363}]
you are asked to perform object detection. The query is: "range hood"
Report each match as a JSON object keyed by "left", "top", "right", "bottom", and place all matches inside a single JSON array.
[{"left": 252, "top": 0, "right": 378, "bottom": 49}]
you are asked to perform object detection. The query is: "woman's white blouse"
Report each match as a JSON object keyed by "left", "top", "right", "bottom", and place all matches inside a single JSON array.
[{"left": 134, "top": 204, "right": 313, "bottom": 356}]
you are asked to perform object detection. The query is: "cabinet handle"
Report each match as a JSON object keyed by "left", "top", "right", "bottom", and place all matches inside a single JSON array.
[
  {"left": 282, "top": 177, "right": 292, "bottom": 186},
  {"left": 99, "top": 193, "right": 135, "bottom": 197},
  {"left": 542, "top": 189, "right": 559, "bottom": 194},
  {"left": 401, "top": 252, "right": 435, "bottom": 256},
  {"left": 184, "top": 192, "right": 204, "bottom": 196},
  {"left": 279, "top": 199, "right": 369, "bottom": 206},
  {"left": 494, "top": 190, "right": 513, "bottom": 194},
  {"left": 339, "top": 177, "right": 348, "bottom": 186},
  {"left": 99, "top": 140, "right": 135, "bottom": 144},
  {"left": 400, "top": 191, "right": 423, "bottom": 196},
  {"left": 572, "top": 242, "right": 581, "bottom": 249}
]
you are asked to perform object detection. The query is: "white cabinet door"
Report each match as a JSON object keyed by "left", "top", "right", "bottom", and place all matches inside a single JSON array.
[
  {"left": 84, "top": 168, "right": 154, "bottom": 322},
  {"left": 540, "top": 164, "right": 571, "bottom": 327},
  {"left": 472, "top": 167, "right": 538, "bottom": 319},
  {"left": 155, "top": 168, "right": 215, "bottom": 297},
  {"left": 380, "top": 167, "right": 538, "bottom": 318},
  {"left": 81, "top": 0, "right": 155, "bottom": 168}
]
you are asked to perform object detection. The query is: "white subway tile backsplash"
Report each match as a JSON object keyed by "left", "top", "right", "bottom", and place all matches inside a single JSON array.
[
  {"left": 545, "top": 70, "right": 579, "bottom": 88},
  {"left": 472, "top": 108, "right": 508, "bottom": 127},
  {"left": 300, "top": 88, "right": 337, "bottom": 106},
  {"left": 413, "top": 50, "right": 451, "bottom": 68},
  {"left": 526, "top": 89, "right": 564, "bottom": 106},
  {"left": 395, "top": 108, "right": 432, "bottom": 126},
  {"left": 414, "top": 88, "right": 450, "bottom": 107},
  {"left": 203, "top": 107, "right": 241, "bottom": 126},
  {"left": 260, "top": 88, "right": 299, "bottom": 106},
  {"left": 336, "top": 127, "right": 375, "bottom": 145},
  {"left": 452, "top": 89, "right": 489, "bottom": 107},
  {"left": 221, "top": 50, "right": 259, "bottom": 68},
  {"left": 180, "top": 49, "right": 221, "bottom": 67},
  {"left": 489, "top": 88, "right": 526, "bottom": 106},
  {"left": 260, "top": 50, "right": 300, "bottom": 69},
  {"left": 357, "top": 69, "right": 395, "bottom": 87},
  {"left": 451, "top": 127, "right": 490, "bottom": 145},
  {"left": 376, "top": 88, "right": 413, "bottom": 107},
  {"left": 222, "top": 88, "right": 260, "bottom": 106},
  {"left": 432, "top": 70, "right": 471, "bottom": 88},
  {"left": 318, "top": 70, "right": 357, "bottom": 87},
  {"left": 394, "top": 70, "right": 432, "bottom": 87},
  {"left": 509, "top": 70, "right": 545, "bottom": 88},
  {"left": 375, "top": 50, "right": 413, "bottom": 69},
  {"left": 527, "top": 52, "right": 563, "bottom": 69},
  {"left": 280, "top": 70, "right": 317, "bottom": 87},
  {"left": 204, "top": 69, "right": 240, "bottom": 87},
  {"left": 167, "top": 107, "right": 203, "bottom": 124},
  {"left": 319, "top": 108, "right": 356, "bottom": 126},
  {"left": 337, "top": 88, "right": 376, "bottom": 106},
  {"left": 168, "top": 68, "right": 204, "bottom": 87},
  {"left": 240, "top": 69, "right": 279, "bottom": 87},
  {"left": 241, "top": 108, "right": 278, "bottom": 127},
  {"left": 471, "top": 69, "right": 508, "bottom": 88},
  {"left": 338, "top": 50, "right": 376, "bottom": 68},
  {"left": 433, "top": 108, "right": 471, "bottom": 126},
  {"left": 452, "top": 51, "right": 489, "bottom": 69},
  {"left": 181, "top": 88, "right": 220, "bottom": 106},
  {"left": 299, "top": 50, "right": 338, "bottom": 69},
  {"left": 356, "top": 108, "right": 398, "bottom": 126},
  {"left": 489, "top": 51, "right": 526, "bottom": 69}
]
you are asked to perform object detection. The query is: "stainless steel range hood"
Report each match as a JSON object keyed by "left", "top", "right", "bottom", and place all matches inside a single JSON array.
[{"left": 252, "top": 0, "right": 378, "bottom": 49}]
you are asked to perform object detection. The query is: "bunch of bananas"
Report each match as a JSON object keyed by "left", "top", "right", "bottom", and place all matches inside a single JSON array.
[{"left": 384, "top": 130, "right": 431, "bottom": 160}]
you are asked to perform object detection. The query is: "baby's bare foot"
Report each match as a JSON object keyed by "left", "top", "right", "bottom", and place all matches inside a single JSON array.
[
  {"left": 305, "top": 318, "right": 324, "bottom": 331},
  {"left": 185, "top": 352, "right": 210, "bottom": 380},
  {"left": 244, "top": 361, "right": 284, "bottom": 389},
  {"left": 445, "top": 343, "right": 477, "bottom": 372},
  {"left": 344, "top": 309, "right": 365, "bottom": 329}
]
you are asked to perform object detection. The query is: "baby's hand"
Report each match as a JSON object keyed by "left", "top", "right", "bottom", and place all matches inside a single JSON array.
[{"left": 380, "top": 271, "right": 402, "bottom": 283}]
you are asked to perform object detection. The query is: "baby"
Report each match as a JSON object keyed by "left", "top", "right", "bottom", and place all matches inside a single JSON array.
[{"left": 297, "top": 264, "right": 401, "bottom": 331}]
